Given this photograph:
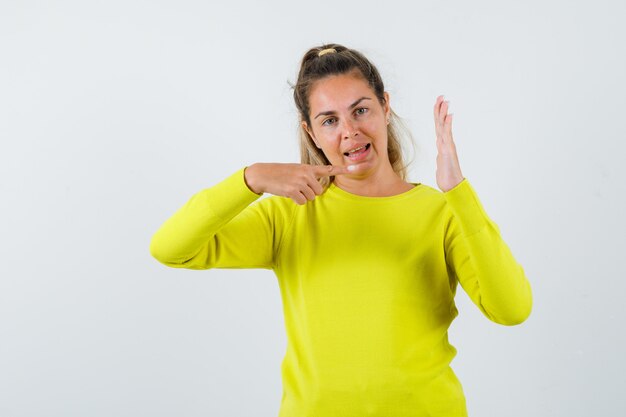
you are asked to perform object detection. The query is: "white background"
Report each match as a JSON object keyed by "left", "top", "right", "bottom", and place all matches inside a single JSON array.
[{"left": 1, "top": 0, "right": 624, "bottom": 416}]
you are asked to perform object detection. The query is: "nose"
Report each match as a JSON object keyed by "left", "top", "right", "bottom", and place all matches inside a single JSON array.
[{"left": 342, "top": 119, "right": 358, "bottom": 139}]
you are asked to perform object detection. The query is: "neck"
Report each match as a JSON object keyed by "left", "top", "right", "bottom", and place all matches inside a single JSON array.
[{"left": 333, "top": 163, "right": 411, "bottom": 197}]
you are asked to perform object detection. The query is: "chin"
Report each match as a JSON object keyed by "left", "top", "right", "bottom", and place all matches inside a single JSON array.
[{"left": 353, "top": 160, "right": 379, "bottom": 177}]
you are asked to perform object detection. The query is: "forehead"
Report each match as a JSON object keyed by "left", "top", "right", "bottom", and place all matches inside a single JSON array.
[{"left": 308, "top": 71, "right": 375, "bottom": 110}]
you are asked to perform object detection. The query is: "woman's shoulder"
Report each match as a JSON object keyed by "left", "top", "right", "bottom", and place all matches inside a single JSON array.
[
  {"left": 406, "top": 182, "right": 448, "bottom": 202},
  {"left": 249, "top": 194, "right": 299, "bottom": 219},
  {"left": 413, "top": 182, "right": 442, "bottom": 195}
]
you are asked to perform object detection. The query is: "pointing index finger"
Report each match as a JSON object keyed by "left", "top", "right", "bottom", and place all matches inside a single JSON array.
[{"left": 314, "top": 164, "right": 353, "bottom": 178}]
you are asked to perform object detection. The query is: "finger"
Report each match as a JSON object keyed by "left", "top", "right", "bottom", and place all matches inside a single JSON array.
[
  {"left": 446, "top": 113, "right": 454, "bottom": 142},
  {"left": 444, "top": 113, "right": 453, "bottom": 132},
  {"left": 300, "top": 184, "right": 316, "bottom": 201},
  {"left": 439, "top": 100, "right": 449, "bottom": 126},
  {"left": 433, "top": 95, "right": 444, "bottom": 123},
  {"left": 446, "top": 113, "right": 454, "bottom": 127},
  {"left": 313, "top": 164, "right": 352, "bottom": 178},
  {"left": 291, "top": 192, "right": 307, "bottom": 205},
  {"left": 439, "top": 114, "right": 454, "bottom": 145},
  {"left": 308, "top": 177, "right": 324, "bottom": 195}
]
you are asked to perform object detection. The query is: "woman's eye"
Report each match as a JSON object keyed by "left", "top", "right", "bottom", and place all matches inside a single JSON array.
[
  {"left": 356, "top": 107, "right": 368, "bottom": 115},
  {"left": 322, "top": 117, "right": 336, "bottom": 126}
]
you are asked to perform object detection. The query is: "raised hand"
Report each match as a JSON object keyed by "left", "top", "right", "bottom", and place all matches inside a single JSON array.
[
  {"left": 244, "top": 162, "right": 352, "bottom": 205},
  {"left": 433, "top": 95, "right": 465, "bottom": 192}
]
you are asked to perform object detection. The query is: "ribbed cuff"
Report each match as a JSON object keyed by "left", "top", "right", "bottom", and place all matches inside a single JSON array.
[{"left": 443, "top": 178, "right": 490, "bottom": 237}]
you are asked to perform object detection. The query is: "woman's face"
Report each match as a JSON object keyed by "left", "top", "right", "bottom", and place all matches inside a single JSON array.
[{"left": 302, "top": 70, "right": 391, "bottom": 177}]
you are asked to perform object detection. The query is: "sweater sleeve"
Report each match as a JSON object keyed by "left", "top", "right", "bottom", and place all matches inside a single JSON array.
[
  {"left": 149, "top": 166, "right": 287, "bottom": 270},
  {"left": 442, "top": 178, "right": 533, "bottom": 325}
]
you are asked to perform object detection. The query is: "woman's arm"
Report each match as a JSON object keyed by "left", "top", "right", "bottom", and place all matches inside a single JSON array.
[
  {"left": 443, "top": 178, "right": 533, "bottom": 325},
  {"left": 149, "top": 161, "right": 350, "bottom": 270},
  {"left": 431, "top": 96, "right": 531, "bottom": 325},
  {"left": 149, "top": 167, "right": 288, "bottom": 270}
]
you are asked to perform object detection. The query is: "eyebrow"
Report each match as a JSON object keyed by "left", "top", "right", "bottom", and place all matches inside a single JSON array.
[{"left": 314, "top": 97, "right": 372, "bottom": 119}]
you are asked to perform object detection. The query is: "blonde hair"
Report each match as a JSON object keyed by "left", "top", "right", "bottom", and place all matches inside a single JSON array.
[{"left": 292, "top": 43, "right": 415, "bottom": 190}]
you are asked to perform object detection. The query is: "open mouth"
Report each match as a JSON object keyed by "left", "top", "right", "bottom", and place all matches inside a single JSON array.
[{"left": 344, "top": 143, "right": 371, "bottom": 158}]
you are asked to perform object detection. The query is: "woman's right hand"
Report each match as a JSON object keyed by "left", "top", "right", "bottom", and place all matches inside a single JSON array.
[{"left": 244, "top": 162, "right": 353, "bottom": 205}]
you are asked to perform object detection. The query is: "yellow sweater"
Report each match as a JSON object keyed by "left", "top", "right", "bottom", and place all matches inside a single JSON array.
[{"left": 150, "top": 167, "right": 532, "bottom": 417}]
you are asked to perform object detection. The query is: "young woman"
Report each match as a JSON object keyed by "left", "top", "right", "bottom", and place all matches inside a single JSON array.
[{"left": 150, "top": 43, "right": 532, "bottom": 417}]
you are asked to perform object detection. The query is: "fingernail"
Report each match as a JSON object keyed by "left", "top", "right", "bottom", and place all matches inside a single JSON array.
[{"left": 347, "top": 165, "right": 356, "bottom": 171}]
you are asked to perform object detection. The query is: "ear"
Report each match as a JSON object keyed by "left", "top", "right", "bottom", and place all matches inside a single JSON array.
[
  {"left": 302, "top": 121, "right": 321, "bottom": 149},
  {"left": 383, "top": 92, "right": 391, "bottom": 123}
]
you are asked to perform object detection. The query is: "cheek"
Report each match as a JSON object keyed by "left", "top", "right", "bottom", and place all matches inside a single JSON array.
[
  {"left": 363, "top": 113, "right": 383, "bottom": 128},
  {"left": 363, "top": 118, "right": 387, "bottom": 137},
  {"left": 317, "top": 132, "right": 342, "bottom": 149}
]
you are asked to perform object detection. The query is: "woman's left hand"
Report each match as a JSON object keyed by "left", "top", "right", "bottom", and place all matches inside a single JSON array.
[{"left": 434, "top": 95, "right": 465, "bottom": 192}]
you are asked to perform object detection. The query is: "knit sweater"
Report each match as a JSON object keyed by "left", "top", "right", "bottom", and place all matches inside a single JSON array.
[{"left": 149, "top": 166, "right": 533, "bottom": 417}]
